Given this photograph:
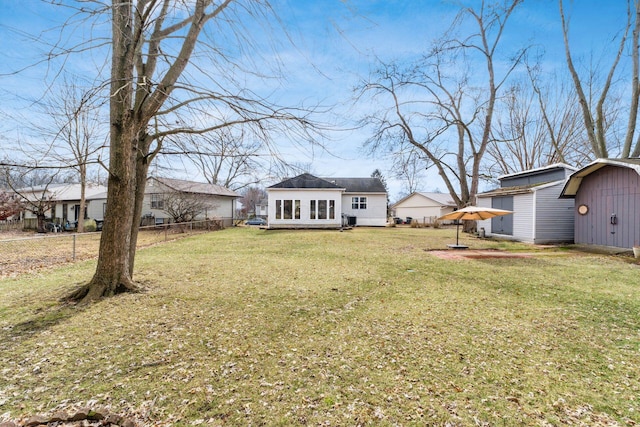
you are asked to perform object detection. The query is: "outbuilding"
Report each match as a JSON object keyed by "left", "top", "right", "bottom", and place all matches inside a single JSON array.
[
  {"left": 476, "top": 163, "right": 576, "bottom": 244},
  {"left": 560, "top": 158, "right": 640, "bottom": 249}
]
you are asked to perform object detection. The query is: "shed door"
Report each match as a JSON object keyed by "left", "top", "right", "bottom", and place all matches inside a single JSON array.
[{"left": 491, "top": 196, "right": 513, "bottom": 235}]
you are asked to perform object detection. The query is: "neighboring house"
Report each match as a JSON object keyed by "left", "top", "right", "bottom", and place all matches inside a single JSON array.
[
  {"left": 255, "top": 198, "right": 268, "bottom": 218},
  {"left": 143, "top": 177, "right": 240, "bottom": 226},
  {"left": 84, "top": 177, "right": 240, "bottom": 227},
  {"left": 476, "top": 163, "right": 576, "bottom": 244},
  {"left": 560, "top": 158, "right": 640, "bottom": 249},
  {"left": 19, "top": 183, "right": 108, "bottom": 227},
  {"left": 390, "top": 192, "right": 457, "bottom": 224},
  {"left": 266, "top": 173, "right": 387, "bottom": 229}
]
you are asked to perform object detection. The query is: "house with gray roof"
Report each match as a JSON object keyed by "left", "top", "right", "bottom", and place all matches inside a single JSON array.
[{"left": 266, "top": 173, "right": 388, "bottom": 228}]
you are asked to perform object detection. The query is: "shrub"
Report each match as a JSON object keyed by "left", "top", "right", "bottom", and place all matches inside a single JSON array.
[{"left": 84, "top": 219, "right": 97, "bottom": 232}]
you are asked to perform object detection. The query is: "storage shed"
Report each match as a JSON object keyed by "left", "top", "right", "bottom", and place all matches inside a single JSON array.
[
  {"left": 560, "top": 158, "right": 640, "bottom": 249},
  {"left": 476, "top": 163, "right": 576, "bottom": 244}
]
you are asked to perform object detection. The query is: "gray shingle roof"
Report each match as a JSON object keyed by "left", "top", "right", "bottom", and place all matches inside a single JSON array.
[
  {"left": 268, "top": 173, "right": 342, "bottom": 189},
  {"left": 151, "top": 177, "right": 240, "bottom": 197},
  {"left": 268, "top": 174, "right": 387, "bottom": 193}
]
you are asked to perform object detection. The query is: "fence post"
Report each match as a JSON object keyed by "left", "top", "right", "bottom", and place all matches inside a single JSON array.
[{"left": 72, "top": 234, "right": 76, "bottom": 261}]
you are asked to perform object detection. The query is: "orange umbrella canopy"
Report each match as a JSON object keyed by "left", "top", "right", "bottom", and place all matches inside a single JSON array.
[
  {"left": 438, "top": 206, "right": 514, "bottom": 248},
  {"left": 438, "top": 206, "right": 513, "bottom": 221}
]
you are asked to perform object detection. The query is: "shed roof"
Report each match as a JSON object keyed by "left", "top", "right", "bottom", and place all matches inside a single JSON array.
[
  {"left": 560, "top": 158, "right": 640, "bottom": 198},
  {"left": 497, "top": 163, "right": 576, "bottom": 180},
  {"left": 477, "top": 180, "right": 563, "bottom": 198}
]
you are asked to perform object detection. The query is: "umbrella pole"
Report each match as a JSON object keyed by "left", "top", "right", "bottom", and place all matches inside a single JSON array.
[{"left": 456, "top": 220, "right": 460, "bottom": 245}]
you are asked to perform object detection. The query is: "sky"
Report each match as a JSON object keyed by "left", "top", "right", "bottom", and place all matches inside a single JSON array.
[{"left": 0, "top": 0, "right": 632, "bottom": 202}]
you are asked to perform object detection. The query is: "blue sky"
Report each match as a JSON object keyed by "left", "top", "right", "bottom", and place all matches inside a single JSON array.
[{"left": 0, "top": 0, "right": 632, "bottom": 200}]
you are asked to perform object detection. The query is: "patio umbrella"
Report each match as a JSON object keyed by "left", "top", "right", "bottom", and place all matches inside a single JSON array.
[{"left": 437, "top": 206, "right": 513, "bottom": 248}]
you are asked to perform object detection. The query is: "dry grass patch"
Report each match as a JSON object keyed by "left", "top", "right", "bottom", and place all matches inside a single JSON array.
[{"left": 1, "top": 227, "right": 639, "bottom": 426}]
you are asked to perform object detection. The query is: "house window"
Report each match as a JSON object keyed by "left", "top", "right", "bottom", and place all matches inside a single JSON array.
[
  {"left": 276, "top": 199, "right": 300, "bottom": 220},
  {"left": 318, "top": 200, "right": 327, "bottom": 219},
  {"left": 151, "top": 194, "right": 164, "bottom": 209},
  {"left": 310, "top": 200, "right": 336, "bottom": 220},
  {"left": 352, "top": 196, "right": 367, "bottom": 209}
]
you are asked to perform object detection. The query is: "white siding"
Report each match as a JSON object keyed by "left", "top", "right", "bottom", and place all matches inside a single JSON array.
[
  {"left": 87, "top": 199, "right": 107, "bottom": 220},
  {"left": 341, "top": 193, "right": 387, "bottom": 226},
  {"left": 393, "top": 193, "right": 455, "bottom": 224},
  {"left": 268, "top": 188, "right": 343, "bottom": 228}
]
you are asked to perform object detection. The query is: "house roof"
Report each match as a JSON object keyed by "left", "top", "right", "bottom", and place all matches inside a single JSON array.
[
  {"left": 268, "top": 174, "right": 387, "bottom": 193},
  {"left": 560, "top": 158, "right": 640, "bottom": 198},
  {"left": 148, "top": 177, "right": 241, "bottom": 198},
  {"left": 269, "top": 173, "right": 342, "bottom": 189},
  {"left": 391, "top": 192, "right": 456, "bottom": 208},
  {"left": 323, "top": 177, "right": 387, "bottom": 193},
  {"left": 17, "top": 183, "right": 108, "bottom": 202}
]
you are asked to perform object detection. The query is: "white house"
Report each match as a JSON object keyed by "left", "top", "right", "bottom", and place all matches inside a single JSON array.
[
  {"left": 476, "top": 163, "right": 576, "bottom": 244},
  {"left": 390, "top": 192, "right": 457, "bottom": 224},
  {"left": 19, "top": 182, "right": 108, "bottom": 227},
  {"left": 266, "top": 173, "right": 388, "bottom": 229}
]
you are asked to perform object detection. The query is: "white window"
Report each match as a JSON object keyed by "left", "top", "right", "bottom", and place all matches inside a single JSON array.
[
  {"left": 151, "top": 194, "right": 164, "bottom": 209},
  {"left": 351, "top": 196, "right": 367, "bottom": 210}
]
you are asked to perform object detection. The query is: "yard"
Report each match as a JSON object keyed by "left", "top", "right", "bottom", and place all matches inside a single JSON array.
[{"left": 1, "top": 226, "right": 639, "bottom": 426}]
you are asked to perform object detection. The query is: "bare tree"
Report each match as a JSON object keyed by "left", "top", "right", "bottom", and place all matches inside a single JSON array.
[
  {"left": 485, "top": 73, "right": 587, "bottom": 177},
  {"left": 162, "top": 191, "right": 212, "bottom": 223},
  {"left": 63, "top": 1, "right": 321, "bottom": 302},
  {"left": 2, "top": 167, "right": 58, "bottom": 233},
  {"left": 359, "top": 0, "right": 525, "bottom": 214},
  {"left": 0, "top": 190, "right": 23, "bottom": 221},
  {"left": 37, "top": 79, "right": 106, "bottom": 232},
  {"left": 389, "top": 147, "right": 429, "bottom": 197},
  {"left": 238, "top": 186, "right": 267, "bottom": 218},
  {"left": 166, "top": 127, "right": 262, "bottom": 190},
  {"left": 560, "top": 0, "right": 639, "bottom": 158}
]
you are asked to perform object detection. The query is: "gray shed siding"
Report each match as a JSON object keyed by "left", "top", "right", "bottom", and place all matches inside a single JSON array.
[
  {"left": 478, "top": 182, "right": 574, "bottom": 244},
  {"left": 534, "top": 185, "right": 575, "bottom": 244},
  {"left": 501, "top": 168, "right": 567, "bottom": 187},
  {"left": 574, "top": 166, "right": 640, "bottom": 248}
]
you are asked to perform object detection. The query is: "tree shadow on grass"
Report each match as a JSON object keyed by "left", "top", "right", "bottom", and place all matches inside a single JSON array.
[{"left": 0, "top": 299, "right": 86, "bottom": 351}]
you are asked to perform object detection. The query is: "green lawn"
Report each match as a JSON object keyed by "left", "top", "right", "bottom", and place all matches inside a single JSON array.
[{"left": 1, "top": 227, "right": 639, "bottom": 426}]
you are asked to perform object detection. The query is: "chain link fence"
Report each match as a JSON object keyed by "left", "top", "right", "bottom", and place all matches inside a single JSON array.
[{"left": 0, "top": 219, "right": 227, "bottom": 278}]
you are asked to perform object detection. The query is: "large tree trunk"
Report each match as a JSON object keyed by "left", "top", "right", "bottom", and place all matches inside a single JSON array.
[{"left": 67, "top": 2, "right": 140, "bottom": 303}]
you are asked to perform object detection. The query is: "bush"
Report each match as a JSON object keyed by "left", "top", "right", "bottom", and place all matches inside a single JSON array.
[{"left": 84, "top": 219, "right": 97, "bottom": 232}]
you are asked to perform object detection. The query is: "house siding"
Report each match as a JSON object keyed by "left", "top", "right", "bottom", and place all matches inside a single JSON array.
[
  {"left": 268, "top": 188, "right": 343, "bottom": 228},
  {"left": 574, "top": 165, "right": 640, "bottom": 248},
  {"left": 392, "top": 193, "right": 455, "bottom": 224},
  {"left": 341, "top": 193, "right": 387, "bottom": 226}
]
